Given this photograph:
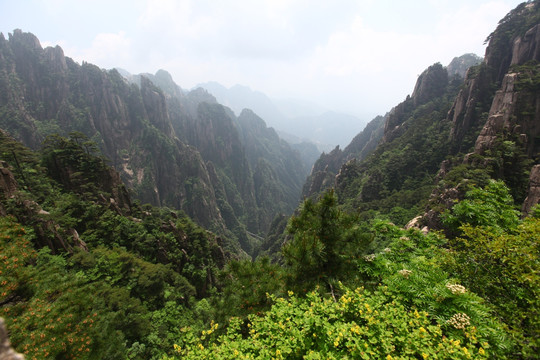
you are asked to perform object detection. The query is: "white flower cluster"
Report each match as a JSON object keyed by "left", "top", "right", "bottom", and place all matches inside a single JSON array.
[
  {"left": 447, "top": 313, "right": 470, "bottom": 329},
  {"left": 383, "top": 247, "right": 391, "bottom": 253},
  {"left": 446, "top": 283, "right": 467, "bottom": 295},
  {"left": 398, "top": 269, "right": 412, "bottom": 278},
  {"left": 364, "top": 254, "right": 376, "bottom": 262}
]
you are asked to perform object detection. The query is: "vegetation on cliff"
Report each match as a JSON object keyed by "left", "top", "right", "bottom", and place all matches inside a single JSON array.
[{"left": 0, "top": 1, "right": 539, "bottom": 359}]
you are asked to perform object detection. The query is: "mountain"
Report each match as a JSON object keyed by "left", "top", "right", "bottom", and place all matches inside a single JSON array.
[
  {"left": 197, "top": 82, "right": 285, "bottom": 123},
  {"left": 1, "top": 2, "right": 539, "bottom": 359},
  {"left": 0, "top": 128, "right": 230, "bottom": 357},
  {"left": 0, "top": 29, "right": 309, "bottom": 255},
  {"left": 446, "top": 53, "right": 483, "bottom": 78},
  {"left": 197, "top": 82, "right": 367, "bottom": 148},
  {"left": 302, "top": 3, "right": 540, "bottom": 229}
]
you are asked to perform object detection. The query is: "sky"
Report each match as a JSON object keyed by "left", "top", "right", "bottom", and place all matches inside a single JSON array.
[{"left": 0, "top": 0, "right": 526, "bottom": 119}]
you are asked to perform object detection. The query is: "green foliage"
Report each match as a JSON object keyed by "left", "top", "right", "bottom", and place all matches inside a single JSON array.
[
  {"left": 1, "top": 217, "right": 129, "bottom": 359},
  {"left": 41, "top": 132, "right": 109, "bottom": 197},
  {"left": 336, "top": 81, "right": 460, "bottom": 226},
  {"left": 282, "top": 190, "right": 370, "bottom": 293},
  {"left": 356, "top": 222, "right": 512, "bottom": 356},
  {"left": 442, "top": 180, "right": 520, "bottom": 235},
  {"left": 169, "top": 286, "right": 493, "bottom": 359},
  {"left": 0, "top": 132, "right": 229, "bottom": 358},
  {"left": 444, "top": 218, "right": 540, "bottom": 358},
  {"left": 211, "top": 257, "right": 286, "bottom": 322}
]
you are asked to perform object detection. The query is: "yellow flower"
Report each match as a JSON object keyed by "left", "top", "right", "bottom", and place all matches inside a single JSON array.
[
  {"left": 386, "top": 355, "right": 393, "bottom": 360},
  {"left": 479, "top": 348, "right": 485, "bottom": 355},
  {"left": 422, "top": 353, "right": 428, "bottom": 359}
]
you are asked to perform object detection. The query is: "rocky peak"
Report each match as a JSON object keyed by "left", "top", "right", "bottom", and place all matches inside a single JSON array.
[
  {"left": 8, "top": 28, "right": 42, "bottom": 51},
  {"left": 43, "top": 45, "right": 68, "bottom": 73},
  {"left": 140, "top": 76, "right": 174, "bottom": 137},
  {"left": 149, "top": 69, "right": 184, "bottom": 99},
  {"left": 382, "top": 63, "right": 448, "bottom": 143},
  {"left": 484, "top": 1, "right": 540, "bottom": 83},
  {"left": 184, "top": 87, "right": 218, "bottom": 118},
  {"left": 411, "top": 63, "right": 448, "bottom": 107},
  {"left": 428, "top": 4, "right": 540, "bottom": 226},
  {"left": 446, "top": 53, "right": 483, "bottom": 79},
  {"left": 238, "top": 108, "right": 270, "bottom": 133}
]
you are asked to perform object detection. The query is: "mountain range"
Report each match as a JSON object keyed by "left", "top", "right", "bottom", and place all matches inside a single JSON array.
[
  {"left": 0, "top": 1, "right": 539, "bottom": 358},
  {"left": 0, "top": 30, "right": 313, "bottom": 255},
  {"left": 197, "top": 81, "right": 368, "bottom": 149}
]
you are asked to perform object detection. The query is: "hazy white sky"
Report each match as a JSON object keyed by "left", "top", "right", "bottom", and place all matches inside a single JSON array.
[{"left": 1, "top": 0, "right": 525, "bottom": 118}]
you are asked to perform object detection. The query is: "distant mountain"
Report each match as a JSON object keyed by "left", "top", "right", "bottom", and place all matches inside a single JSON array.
[
  {"left": 197, "top": 82, "right": 287, "bottom": 128},
  {"left": 446, "top": 53, "right": 483, "bottom": 78},
  {"left": 197, "top": 82, "right": 367, "bottom": 148}
]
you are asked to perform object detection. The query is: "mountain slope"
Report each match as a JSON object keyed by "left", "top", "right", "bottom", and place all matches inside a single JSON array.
[
  {"left": 197, "top": 81, "right": 367, "bottom": 148},
  {"left": 302, "top": 16, "right": 539, "bottom": 226},
  {"left": 0, "top": 29, "right": 308, "bottom": 255}
]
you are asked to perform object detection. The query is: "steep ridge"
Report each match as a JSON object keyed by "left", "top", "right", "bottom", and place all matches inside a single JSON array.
[
  {"left": 0, "top": 30, "right": 227, "bottom": 242},
  {"left": 133, "top": 69, "right": 308, "bottom": 242},
  {"left": 301, "top": 53, "right": 482, "bottom": 204},
  {"left": 301, "top": 114, "right": 386, "bottom": 199},
  {"left": 236, "top": 109, "right": 307, "bottom": 232},
  {"left": 425, "top": 1, "right": 540, "bottom": 228},
  {"left": 0, "top": 29, "right": 308, "bottom": 255},
  {"left": 302, "top": 1, "right": 540, "bottom": 227}
]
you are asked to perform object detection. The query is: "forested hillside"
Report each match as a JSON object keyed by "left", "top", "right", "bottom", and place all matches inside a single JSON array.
[
  {"left": 0, "top": 1, "right": 539, "bottom": 359},
  {"left": 0, "top": 32, "right": 310, "bottom": 255}
]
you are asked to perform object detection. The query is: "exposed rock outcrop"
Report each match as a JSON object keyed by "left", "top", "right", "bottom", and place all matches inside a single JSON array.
[
  {"left": 447, "top": 53, "right": 483, "bottom": 79},
  {"left": 410, "top": 63, "right": 449, "bottom": 107},
  {"left": 0, "top": 318, "right": 24, "bottom": 360},
  {"left": 384, "top": 63, "right": 448, "bottom": 143},
  {"left": 0, "top": 165, "right": 17, "bottom": 199},
  {"left": 0, "top": 29, "right": 310, "bottom": 253},
  {"left": 474, "top": 73, "right": 520, "bottom": 154},
  {"left": 426, "top": 3, "right": 540, "bottom": 226},
  {"left": 522, "top": 164, "right": 540, "bottom": 216},
  {"left": 511, "top": 24, "right": 540, "bottom": 66}
]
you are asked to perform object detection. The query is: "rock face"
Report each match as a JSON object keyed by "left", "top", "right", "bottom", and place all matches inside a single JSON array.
[
  {"left": 301, "top": 114, "right": 386, "bottom": 199},
  {"left": 0, "top": 30, "right": 308, "bottom": 253},
  {"left": 511, "top": 23, "right": 540, "bottom": 66},
  {"left": 522, "top": 164, "right": 540, "bottom": 216},
  {"left": 424, "top": 2, "right": 540, "bottom": 227},
  {"left": 383, "top": 63, "right": 448, "bottom": 143},
  {"left": 0, "top": 318, "right": 24, "bottom": 360},
  {"left": 447, "top": 53, "right": 483, "bottom": 79},
  {"left": 473, "top": 73, "right": 520, "bottom": 154},
  {"left": 447, "top": 64, "right": 495, "bottom": 152},
  {"left": 410, "top": 63, "right": 449, "bottom": 107}
]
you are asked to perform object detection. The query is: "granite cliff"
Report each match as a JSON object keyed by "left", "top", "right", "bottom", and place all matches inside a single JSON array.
[
  {"left": 302, "top": 2, "right": 539, "bottom": 227},
  {"left": 0, "top": 30, "right": 308, "bottom": 255}
]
